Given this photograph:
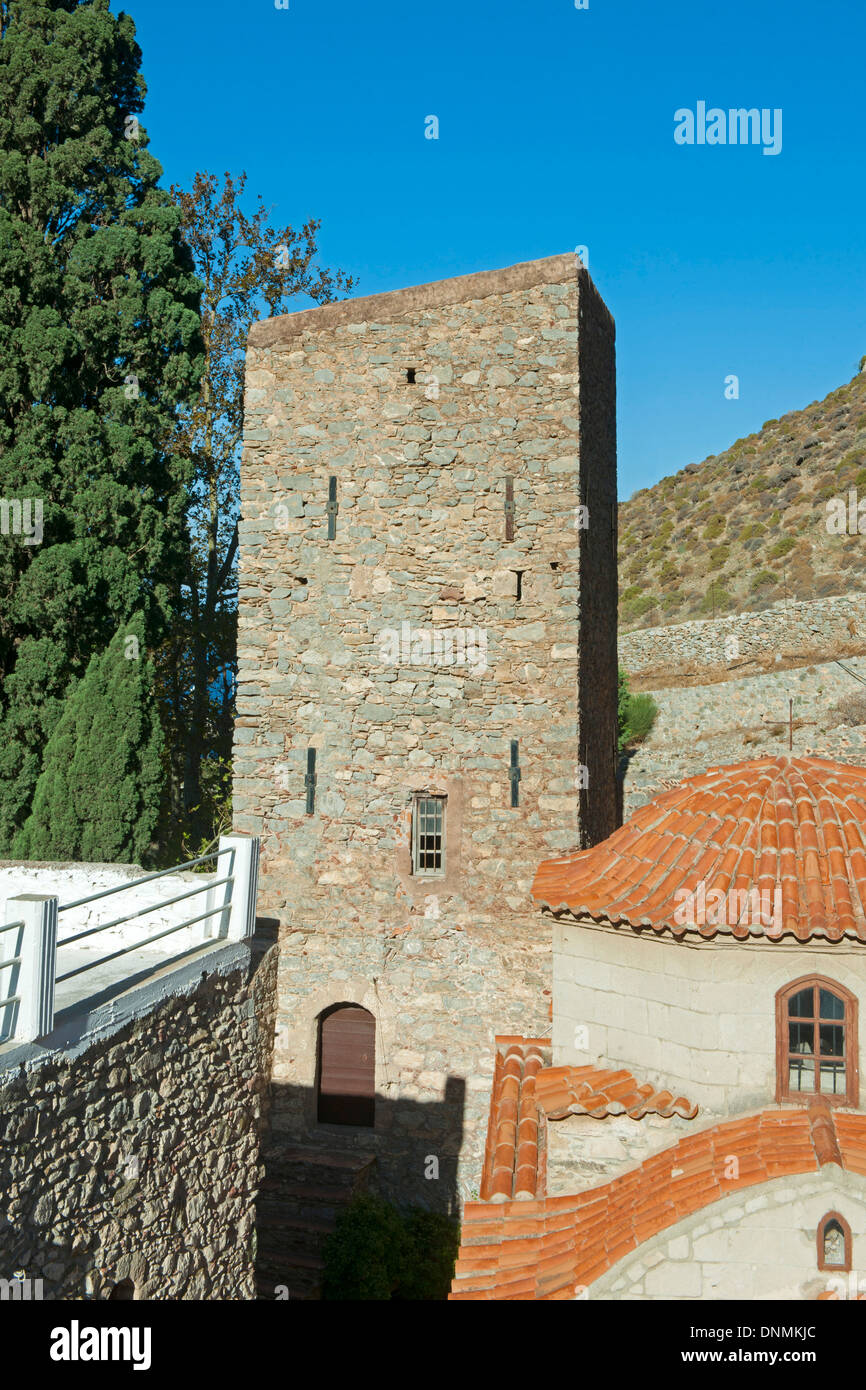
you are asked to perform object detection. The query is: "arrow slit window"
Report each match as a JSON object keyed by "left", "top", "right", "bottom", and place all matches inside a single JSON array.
[{"left": 412, "top": 795, "right": 445, "bottom": 877}]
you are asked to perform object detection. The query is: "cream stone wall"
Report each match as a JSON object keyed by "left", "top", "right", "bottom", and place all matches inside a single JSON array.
[
  {"left": 589, "top": 1170, "right": 866, "bottom": 1300},
  {"left": 553, "top": 918, "right": 866, "bottom": 1113}
]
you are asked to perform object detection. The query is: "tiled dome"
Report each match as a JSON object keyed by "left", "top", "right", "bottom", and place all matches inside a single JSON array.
[{"left": 531, "top": 756, "right": 866, "bottom": 942}]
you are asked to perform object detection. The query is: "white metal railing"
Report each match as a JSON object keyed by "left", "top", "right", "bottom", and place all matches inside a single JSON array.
[
  {"left": 0, "top": 835, "right": 259, "bottom": 1046},
  {"left": 0, "top": 919, "right": 25, "bottom": 1026}
]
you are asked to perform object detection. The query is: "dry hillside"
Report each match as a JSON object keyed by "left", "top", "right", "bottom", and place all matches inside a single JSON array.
[{"left": 619, "top": 366, "right": 866, "bottom": 630}]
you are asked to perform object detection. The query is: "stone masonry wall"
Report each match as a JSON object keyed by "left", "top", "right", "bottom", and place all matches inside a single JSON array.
[
  {"left": 589, "top": 1171, "right": 866, "bottom": 1300},
  {"left": 0, "top": 945, "right": 277, "bottom": 1299},
  {"left": 234, "top": 254, "right": 618, "bottom": 1204},
  {"left": 620, "top": 591, "right": 866, "bottom": 683}
]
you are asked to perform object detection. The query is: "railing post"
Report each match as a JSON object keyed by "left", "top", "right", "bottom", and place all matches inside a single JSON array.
[
  {"left": 6, "top": 895, "right": 57, "bottom": 1042},
  {"left": 217, "top": 835, "right": 260, "bottom": 941}
]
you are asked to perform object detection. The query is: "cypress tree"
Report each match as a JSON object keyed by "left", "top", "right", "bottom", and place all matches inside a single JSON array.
[
  {"left": 0, "top": 0, "right": 202, "bottom": 848},
  {"left": 14, "top": 615, "right": 164, "bottom": 864}
]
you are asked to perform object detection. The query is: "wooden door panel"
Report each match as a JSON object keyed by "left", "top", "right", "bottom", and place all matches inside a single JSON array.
[{"left": 318, "top": 1005, "right": 375, "bottom": 1126}]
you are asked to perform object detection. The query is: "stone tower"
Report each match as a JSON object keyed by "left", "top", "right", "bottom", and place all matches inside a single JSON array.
[{"left": 234, "top": 253, "right": 618, "bottom": 1222}]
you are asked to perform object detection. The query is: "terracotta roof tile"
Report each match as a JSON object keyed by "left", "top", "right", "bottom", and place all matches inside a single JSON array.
[
  {"left": 531, "top": 756, "right": 866, "bottom": 941},
  {"left": 451, "top": 1105, "right": 866, "bottom": 1301},
  {"left": 479, "top": 1037, "right": 550, "bottom": 1203},
  {"left": 535, "top": 1064, "right": 698, "bottom": 1120}
]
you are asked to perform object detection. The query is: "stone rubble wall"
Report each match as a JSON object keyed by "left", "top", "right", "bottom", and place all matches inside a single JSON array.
[
  {"left": 637, "top": 655, "right": 866, "bottom": 750},
  {"left": 620, "top": 591, "right": 866, "bottom": 682},
  {"left": 0, "top": 945, "right": 277, "bottom": 1299},
  {"left": 235, "top": 257, "right": 618, "bottom": 1206},
  {"left": 272, "top": 917, "right": 552, "bottom": 1205}
]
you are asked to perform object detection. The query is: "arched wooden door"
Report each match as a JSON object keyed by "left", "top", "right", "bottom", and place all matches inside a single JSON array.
[{"left": 317, "top": 1004, "right": 375, "bottom": 1126}]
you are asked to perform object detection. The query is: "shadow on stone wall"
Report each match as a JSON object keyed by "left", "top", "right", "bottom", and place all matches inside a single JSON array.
[{"left": 256, "top": 1076, "right": 465, "bottom": 1299}]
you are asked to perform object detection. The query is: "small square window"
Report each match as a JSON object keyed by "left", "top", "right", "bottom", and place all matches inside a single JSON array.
[{"left": 412, "top": 796, "right": 445, "bottom": 877}]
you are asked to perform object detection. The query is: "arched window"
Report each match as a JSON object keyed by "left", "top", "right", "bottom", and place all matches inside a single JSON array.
[
  {"left": 817, "top": 1212, "right": 852, "bottom": 1272},
  {"left": 317, "top": 1004, "right": 375, "bottom": 1127},
  {"left": 776, "top": 976, "right": 858, "bottom": 1107}
]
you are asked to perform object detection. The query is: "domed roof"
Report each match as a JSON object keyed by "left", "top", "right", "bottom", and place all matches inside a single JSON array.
[{"left": 531, "top": 756, "right": 866, "bottom": 941}]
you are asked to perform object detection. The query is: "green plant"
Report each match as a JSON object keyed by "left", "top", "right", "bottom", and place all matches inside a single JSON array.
[
  {"left": 626, "top": 693, "right": 658, "bottom": 745},
  {"left": 0, "top": 0, "right": 203, "bottom": 851},
  {"left": 707, "top": 545, "right": 730, "bottom": 571},
  {"left": 14, "top": 616, "right": 163, "bottom": 864},
  {"left": 768, "top": 537, "right": 796, "bottom": 560},
  {"left": 617, "top": 667, "right": 658, "bottom": 751},
  {"left": 751, "top": 570, "right": 777, "bottom": 591},
  {"left": 699, "top": 586, "right": 732, "bottom": 614},
  {"left": 321, "top": 1194, "right": 459, "bottom": 1301},
  {"left": 620, "top": 593, "right": 657, "bottom": 625}
]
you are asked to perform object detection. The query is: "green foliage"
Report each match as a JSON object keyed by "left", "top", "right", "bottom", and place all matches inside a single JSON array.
[
  {"left": 0, "top": 0, "right": 203, "bottom": 849},
  {"left": 617, "top": 667, "right": 658, "bottom": 751},
  {"left": 620, "top": 592, "right": 657, "bottom": 626},
  {"left": 14, "top": 616, "right": 163, "bottom": 864},
  {"left": 768, "top": 537, "right": 796, "bottom": 560},
  {"left": 751, "top": 570, "right": 777, "bottom": 591},
  {"left": 396, "top": 1210, "right": 461, "bottom": 1301},
  {"left": 702, "top": 515, "right": 726, "bottom": 540},
  {"left": 706, "top": 544, "right": 730, "bottom": 571},
  {"left": 698, "top": 585, "right": 732, "bottom": 614},
  {"left": 626, "top": 693, "right": 659, "bottom": 744},
  {"left": 156, "top": 170, "right": 355, "bottom": 850},
  {"left": 321, "top": 1194, "right": 459, "bottom": 1301}
]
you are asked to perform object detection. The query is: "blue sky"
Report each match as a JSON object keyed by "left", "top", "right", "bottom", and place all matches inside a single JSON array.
[{"left": 124, "top": 0, "right": 866, "bottom": 499}]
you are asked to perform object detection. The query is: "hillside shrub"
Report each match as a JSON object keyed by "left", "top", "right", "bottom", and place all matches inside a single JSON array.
[
  {"left": 698, "top": 586, "right": 732, "bottom": 614},
  {"left": 751, "top": 570, "right": 777, "bottom": 591},
  {"left": 620, "top": 593, "right": 657, "bottom": 626},
  {"left": 769, "top": 537, "right": 797, "bottom": 560},
  {"left": 833, "top": 694, "right": 866, "bottom": 727}
]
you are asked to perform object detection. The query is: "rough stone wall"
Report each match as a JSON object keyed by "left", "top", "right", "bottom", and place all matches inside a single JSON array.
[
  {"left": 234, "top": 254, "right": 617, "bottom": 1203},
  {"left": 588, "top": 1171, "right": 866, "bottom": 1300},
  {"left": 553, "top": 920, "right": 866, "bottom": 1114},
  {"left": 0, "top": 946, "right": 277, "bottom": 1299},
  {"left": 620, "top": 591, "right": 866, "bottom": 683},
  {"left": 546, "top": 1108, "right": 698, "bottom": 1196},
  {"left": 632, "top": 655, "right": 866, "bottom": 752}
]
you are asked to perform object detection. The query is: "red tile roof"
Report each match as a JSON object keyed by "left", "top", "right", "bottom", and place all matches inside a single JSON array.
[
  {"left": 451, "top": 1099, "right": 866, "bottom": 1300},
  {"left": 531, "top": 756, "right": 866, "bottom": 942},
  {"left": 536, "top": 1065, "right": 698, "bottom": 1121},
  {"left": 479, "top": 1039, "right": 698, "bottom": 1203},
  {"left": 480, "top": 1038, "right": 549, "bottom": 1202}
]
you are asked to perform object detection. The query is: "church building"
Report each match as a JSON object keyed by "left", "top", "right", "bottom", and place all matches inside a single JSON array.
[{"left": 450, "top": 756, "right": 866, "bottom": 1300}]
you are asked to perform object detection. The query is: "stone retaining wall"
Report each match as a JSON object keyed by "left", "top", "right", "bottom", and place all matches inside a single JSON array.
[
  {"left": 0, "top": 944, "right": 277, "bottom": 1299},
  {"left": 620, "top": 592, "right": 866, "bottom": 681}
]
